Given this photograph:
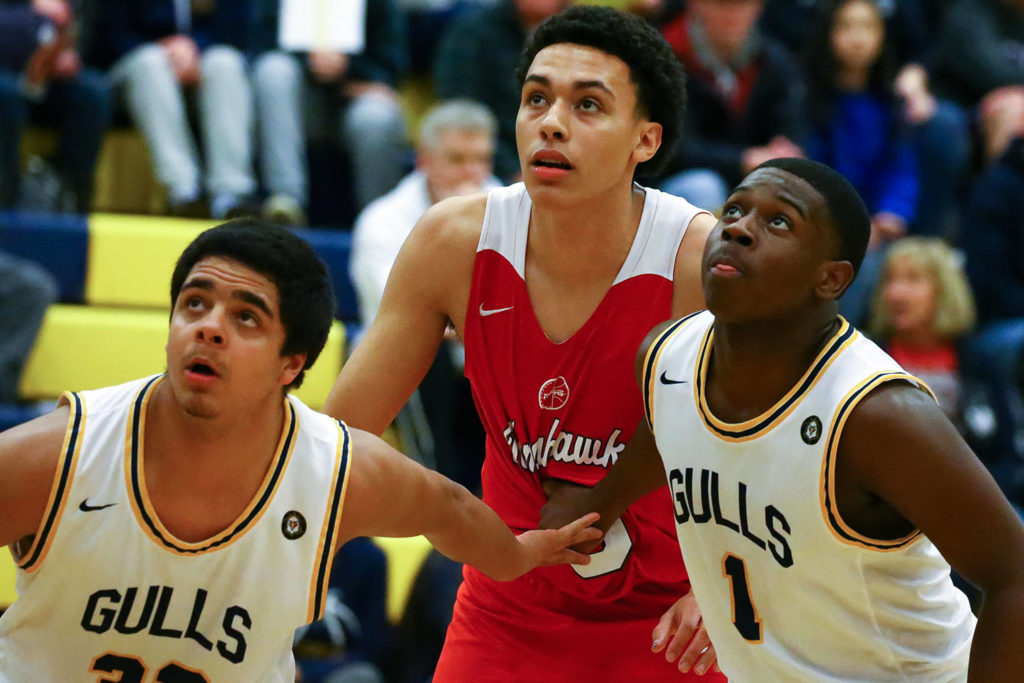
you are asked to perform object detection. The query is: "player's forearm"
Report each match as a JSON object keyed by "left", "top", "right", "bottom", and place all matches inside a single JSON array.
[
  {"left": 421, "top": 478, "right": 527, "bottom": 582},
  {"left": 968, "top": 584, "right": 1024, "bottom": 681},
  {"left": 589, "top": 425, "right": 666, "bottom": 530}
]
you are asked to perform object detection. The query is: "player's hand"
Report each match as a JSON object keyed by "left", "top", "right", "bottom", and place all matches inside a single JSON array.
[
  {"left": 539, "top": 479, "right": 604, "bottom": 553},
  {"left": 652, "top": 591, "right": 720, "bottom": 676},
  {"left": 495, "top": 512, "right": 602, "bottom": 581}
]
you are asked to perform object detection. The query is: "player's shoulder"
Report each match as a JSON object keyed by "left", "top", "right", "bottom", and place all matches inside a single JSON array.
[
  {"left": 0, "top": 404, "right": 71, "bottom": 460},
  {"left": 0, "top": 405, "right": 73, "bottom": 545},
  {"left": 414, "top": 192, "right": 489, "bottom": 254}
]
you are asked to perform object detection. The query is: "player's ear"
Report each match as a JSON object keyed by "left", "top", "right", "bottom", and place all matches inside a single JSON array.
[
  {"left": 279, "top": 353, "right": 307, "bottom": 386},
  {"left": 816, "top": 260, "right": 855, "bottom": 301},
  {"left": 633, "top": 120, "right": 661, "bottom": 165}
]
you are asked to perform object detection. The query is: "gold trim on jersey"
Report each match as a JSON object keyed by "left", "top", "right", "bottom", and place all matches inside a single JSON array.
[
  {"left": 16, "top": 391, "right": 85, "bottom": 572},
  {"left": 695, "top": 318, "right": 857, "bottom": 442},
  {"left": 124, "top": 376, "right": 299, "bottom": 555},
  {"left": 307, "top": 419, "right": 353, "bottom": 623},
  {"left": 820, "top": 371, "right": 936, "bottom": 550},
  {"left": 642, "top": 311, "right": 705, "bottom": 430}
]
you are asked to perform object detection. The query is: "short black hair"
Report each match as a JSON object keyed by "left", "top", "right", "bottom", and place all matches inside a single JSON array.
[
  {"left": 756, "top": 158, "right": 871, "bottom": 274},
  {"left": 170, "top": 219, "right": 336, "bottom": 389},
  {"left": 516, "top": 5, "right": 687, "bottom": 179}
]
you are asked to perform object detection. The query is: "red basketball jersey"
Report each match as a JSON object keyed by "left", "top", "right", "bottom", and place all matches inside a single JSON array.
[{"left": 437, "top": 184, "right": 718, "bottom": 681}]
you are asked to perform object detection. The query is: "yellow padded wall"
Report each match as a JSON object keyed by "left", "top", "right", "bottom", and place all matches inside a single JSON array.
[
  {"left": 0, "top": 553, "right": 16, "bottom": 608},
  {"left": 85, "top": 214, "right": 217, "bottom": 308},
  {"left": 373, "top": 536, "right": 435, "bottom": 623}
]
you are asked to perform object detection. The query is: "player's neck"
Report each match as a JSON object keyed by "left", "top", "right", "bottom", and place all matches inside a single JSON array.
[
  {"left": 528, "top": 182, "right": 644, "bottom": 274},
  {"left": 145, "top": 381, "right": 286, "bottom": 478},
  {"left": 708, "top": 312, "right": 841, "bottom": 419}
]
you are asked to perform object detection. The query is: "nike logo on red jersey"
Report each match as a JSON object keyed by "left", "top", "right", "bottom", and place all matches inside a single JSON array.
[{"left": 479, "top": 303, "right": 514, "bottom": 317}]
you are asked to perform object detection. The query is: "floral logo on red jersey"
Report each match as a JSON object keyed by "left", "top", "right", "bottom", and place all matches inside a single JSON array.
[{"left": 538, "top": 376, "right": 570, "bottom": 410}]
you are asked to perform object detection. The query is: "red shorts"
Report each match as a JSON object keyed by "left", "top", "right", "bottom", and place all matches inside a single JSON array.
[{"left": 433, "top": 575, "right": 728, "bottom": 682}]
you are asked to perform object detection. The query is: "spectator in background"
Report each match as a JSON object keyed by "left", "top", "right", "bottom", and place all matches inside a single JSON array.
[
  {"left": 433, "top": 0, "right": 569, "bottom": 183},
  {"left": 762, "top": 0, "right": 969, "bottom": 240},
  {"left": 656, "top": 0, "right": 805, "bottom": 210},
  {"left": 932, "top": 0, "right": 1024, "bottom": 165},
  {"left": 803, "top": 0, "right": 918, "bottom": 326},
  {"left": 0, "top": 0, "right": 110, "bottom": 212},
  {"left": 868, "top": 237, "right": 993, "bottom": 450},
  {"left": 250, "top": 0, "right": 409, "bottom": 226},
  {"left": 92, "top": 0, "right": 257, "bottom": 219},
  {"left": 0, "top": 251, "right": 57, "bottom": 404},
  {"left": 351, "top": 99, "right": 497, "bottom": 492},
  {"left": 962, "top": 135, "right": 1024, "bottom": 508}
]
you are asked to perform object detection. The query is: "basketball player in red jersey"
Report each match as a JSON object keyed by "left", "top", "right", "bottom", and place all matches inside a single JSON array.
[{"left": 325, "top": 7, "right": 723, "bottom": 680}]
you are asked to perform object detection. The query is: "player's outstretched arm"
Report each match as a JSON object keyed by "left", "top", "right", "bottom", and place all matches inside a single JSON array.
[
  {"left": 323, "top": 196, "right": 482, "bottom": 435},
  {"left": 839, "top": 383, "right": 1024, "bottom": 682},
  {"left": 336, "top": 428, "right": 602, "bottom": 581},
  {"left": 0, "top": 406, "right": 68, "bottom": 550}
]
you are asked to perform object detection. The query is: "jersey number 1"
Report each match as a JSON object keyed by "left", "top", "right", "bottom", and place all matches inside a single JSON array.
[
  {"left": 723, "top": 553, "right": 762, "bottom": 642},
  {"left": 91, "top": 653, "right": 209, "bottom": 682}
]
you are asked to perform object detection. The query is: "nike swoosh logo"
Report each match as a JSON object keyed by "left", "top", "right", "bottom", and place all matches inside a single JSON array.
[
  {"left": 479, "top": 304, "right": 514, "bottom": 317},
  {"left": 659, "top": 371, "right": 688, "bottom": 385},
  {"left": 79, "top": 499, "right": 116, "bottom": 512}
]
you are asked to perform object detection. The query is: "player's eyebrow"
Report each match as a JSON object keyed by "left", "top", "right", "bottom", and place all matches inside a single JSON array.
[
  {"left": 181, "top": 277, "right": 274, "bottom": 318},
  {"left": 731, "top": 184, "right": 809, "bottom": 219},
  {"left": 236, "top": 290, "right": 274, "bottom": 318},
  {"left": 524, "top": 74, "right": 615, "bottom": 98},
  {"left": 776, "top": 194, "right": 808, "bottom": 219}
]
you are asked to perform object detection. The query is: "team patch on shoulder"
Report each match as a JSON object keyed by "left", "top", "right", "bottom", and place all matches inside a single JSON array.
[
  {"left": 801, "top": 416, "right": 822, "bottom": 445},
  {"left": 282, "top": 510, "right": 307, "bottom": 540}
]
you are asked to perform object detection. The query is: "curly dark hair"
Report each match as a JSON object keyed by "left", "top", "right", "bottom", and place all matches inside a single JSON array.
[
  {"left": 516, "top": 5, "right": 687, "bottom": 179},
  {"left": 170, "top": 218, "right": 336, "bottom": 390}
]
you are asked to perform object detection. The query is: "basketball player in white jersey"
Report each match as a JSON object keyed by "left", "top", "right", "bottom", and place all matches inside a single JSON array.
[
  {"left": 541, "top": 158, "right": 1024, "bottom": 680},
  {"left": 324, "top": 6, "right": 723, "bottom": 678},
  {"left": 0, "top": 220, "right": 601, "bottom": 681}
]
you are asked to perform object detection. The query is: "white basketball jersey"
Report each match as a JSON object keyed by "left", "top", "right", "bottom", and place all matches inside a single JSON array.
[
  {"left": 0, "top": 375, "right": 352, "bottom": 681},
  {"left": 643, "top": 312, "right": 976, "bottom": 682}
]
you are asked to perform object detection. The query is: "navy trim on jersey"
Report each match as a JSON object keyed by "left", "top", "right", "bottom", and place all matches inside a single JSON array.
[
  {"left": 312, "top": 421, "right": 351, "bottom": 619},
  {"left": 642, "top": 311, "right": 704, "bottom": 430},
  {"left": 18, "top": 392, "right": 83, "bottom": 570},
  {"left": 823, "top": 371, "right": 923, "bottom": 550},
  {"left": 128, "top": 378, "right": 298, "bottom": 554},
  {"left": 696, "top": 320, "right": 856, "bottom": 439}
]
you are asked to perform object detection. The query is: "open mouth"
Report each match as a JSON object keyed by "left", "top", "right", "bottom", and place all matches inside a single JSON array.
[
  {"left": 187, "top": 361, "right": 218, "bottom": 377},
  {"left": 533, "top": 159, "right": 572, "bottom": 170}
]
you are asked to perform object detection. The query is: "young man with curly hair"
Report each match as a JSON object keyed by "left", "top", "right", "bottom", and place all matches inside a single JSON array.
[{"left": 326, "top": 6, "right": 723, "bottom": 680}]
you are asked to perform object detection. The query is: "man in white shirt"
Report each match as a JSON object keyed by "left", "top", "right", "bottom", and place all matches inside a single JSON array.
[{"left": 350, "top": 99, "right": 499, "bottom": 324}]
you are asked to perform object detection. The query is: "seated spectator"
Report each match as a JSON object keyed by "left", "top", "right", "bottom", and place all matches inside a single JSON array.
[
  {"left": 350, "top": 99, "right": 496, "bottom": 491},
  {"left": 657, "top": 0, "right": 805, "bottom": 210},
  {"left": 803, "top": 0, "right": 918, "bottom": 326},
  {"left": 932, "top": 0, "right": 1024, "bottom": 165},
  {"left": 762, "top": 0, "right": 969, "bottom": 240},
  {"left": 251, "top": 0, "right": 409, "bottom": 226},
  {"left": 962, "top": 135, "right": 1024, "bottom": 506},
  {"left": 433, "top": 0, "right": 569, "bottom": 183},
  {"left": 0, "top": 250, "right": 57, "bottom": 404},
  {"left": 0, "top": 0, "right": 111, "bottom": 212},
  {"left": 868, "top": 237, "right": 993, "bottom": 448},
  {"left": 92, "top": 0, "right": 257, "bottom": 218}
]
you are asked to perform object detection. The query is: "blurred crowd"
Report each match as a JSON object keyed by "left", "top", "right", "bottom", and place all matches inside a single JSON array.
[{"left": 4, "top": 0, "right": 1024, "bottom": 680}]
